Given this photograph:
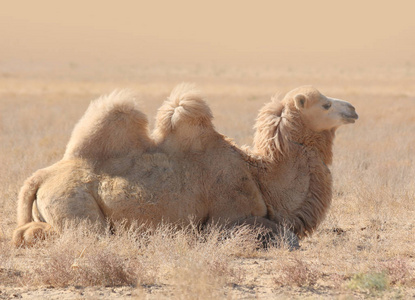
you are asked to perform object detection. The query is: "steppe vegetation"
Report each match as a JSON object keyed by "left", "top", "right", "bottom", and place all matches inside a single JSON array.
[{"left": 1, "top": 64, "right": 414, "bottom": 298}]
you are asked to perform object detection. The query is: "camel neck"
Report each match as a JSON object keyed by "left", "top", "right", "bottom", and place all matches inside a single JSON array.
[
  {"left": 250, "top": 134, "right": 334, "bottom": 238},
  {"left": 251, "top": 102, "right": 336, "bottom": 237},
  {"left": 282, "top": 111, "right": 335, "bottom": 164}
]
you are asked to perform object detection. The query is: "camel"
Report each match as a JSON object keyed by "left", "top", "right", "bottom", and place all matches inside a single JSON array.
[{"left": 12, "top": 84, "right": 358, "bottom": 248}]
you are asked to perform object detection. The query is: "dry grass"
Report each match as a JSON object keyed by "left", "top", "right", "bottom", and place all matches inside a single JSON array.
[
  {"left": 0, "top": 222, "right": 262, "bottom": 299},
  {"left": 1, "top": 64, "right": 414, "bottom": 299},
  {"left": 274, "top": 258, "right": 320, "bottom": 287}
]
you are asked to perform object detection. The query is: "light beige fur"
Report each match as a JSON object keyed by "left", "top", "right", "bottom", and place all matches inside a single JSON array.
[
  {"left": 12, "top": 84, "right": 357, "bottom": 247},
  {"left": 64, "top": 90, "right": 153, "bottom": 161},
  {"left": 152, "top": 83, "right": 214, "bottom": 149}
]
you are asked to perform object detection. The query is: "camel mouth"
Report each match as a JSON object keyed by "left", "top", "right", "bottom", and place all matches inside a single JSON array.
[{"left": 341, "top": 112, "right": 359, "bottom": 124}]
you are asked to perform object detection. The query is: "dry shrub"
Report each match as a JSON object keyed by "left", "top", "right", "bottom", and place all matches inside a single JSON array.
[
  {"left": 274, "top": 257, "right": 320, "bottom": 287},
  {"left": 163, "top": 225, "right": 257, "bottom": 299},
  {"left": 16, "top": 221, "right": 259, "bottom": 292},
  {"left": 347, "top": 272, "right": 389, "bottom": 293},
  {"left": 209, "top": 224, "right": 263, "bottom": 257},
  {"left": 0, "top": 239, "right": 23, "bottom": 286},
  {"left": 24, "top": 224, "right": 139, "bottom": 287},
  {"left": 382, "top": 258, "right": 414, "bottom": 287},
  {"left": 77, "top": 249, "right": 137, "bottom": 286},
  {"left": 168, "top": 250, "right": 226, "bottom": 300},
  {"left": 29, "top": 243, "right": 76, "bottom": 286},
  {"left": 142, "top": 223, "right": 255, "bottom": 296}
]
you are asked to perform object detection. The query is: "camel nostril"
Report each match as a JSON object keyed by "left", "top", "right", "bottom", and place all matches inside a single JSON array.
[
  {"left": 351, "top": 107, "right": 358, "bottom": 119},
  {"left": 346, "top": 104, "right": 357, "bottom": 117},
  {"left": 347, "top": 103, "right": 356, "bottom": 111}
]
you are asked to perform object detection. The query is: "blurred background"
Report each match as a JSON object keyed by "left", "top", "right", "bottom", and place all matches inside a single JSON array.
[{"left": 1, "top": 0, "right": 414, "bottom": 78}]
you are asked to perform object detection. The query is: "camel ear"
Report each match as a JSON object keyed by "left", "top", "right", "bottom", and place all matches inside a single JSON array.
[{"left": 294, "top": 94, "right": 306, "bottom": 110}]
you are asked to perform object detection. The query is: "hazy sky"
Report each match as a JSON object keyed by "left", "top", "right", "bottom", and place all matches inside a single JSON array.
[{"left": 1, "top": 1, "right": 414, "bottom": 67}]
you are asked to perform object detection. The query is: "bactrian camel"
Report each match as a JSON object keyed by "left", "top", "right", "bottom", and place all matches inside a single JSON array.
[{"left": 13, "top": 84, "right": 358, "bottom": 248}]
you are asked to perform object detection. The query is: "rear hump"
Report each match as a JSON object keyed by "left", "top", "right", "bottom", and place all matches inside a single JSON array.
[{"left": 152, "top": 83, "right": 214, "bottom": 145}]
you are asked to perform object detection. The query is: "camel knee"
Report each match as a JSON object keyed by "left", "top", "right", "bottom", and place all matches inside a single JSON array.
[{"left": 12, "top": 222, "right": 56, "bottom": 247}]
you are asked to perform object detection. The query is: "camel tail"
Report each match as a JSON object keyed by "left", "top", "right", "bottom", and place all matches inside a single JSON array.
[
  {"left": 64, "top": 90, "right": 153, "bottom": 161},
  {"left": 17, "top": 171, "right": 44, "bottom": 226},
  {"left": 153, "top": 83, "right": 214, "bottom": 141}
]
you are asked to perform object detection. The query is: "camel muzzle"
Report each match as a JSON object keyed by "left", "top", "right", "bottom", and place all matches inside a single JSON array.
[{"left": 341, "top": 111, "right": 359, "bottom": 123}]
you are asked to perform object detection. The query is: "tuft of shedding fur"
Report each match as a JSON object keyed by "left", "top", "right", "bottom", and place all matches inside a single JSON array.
[
  {"left": 64, "top": 90, "right": 152, "bottom": 161},
  {"left": 253, "top": 91, "right": 335, "bottom": 165},
  {"left": 152, "top": 83, "right": 214, "bottom": 148},
  {"left": 253, "top": 95, "right": 286, "bottom": 161}
]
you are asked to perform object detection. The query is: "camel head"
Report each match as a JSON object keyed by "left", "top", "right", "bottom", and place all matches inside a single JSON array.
[{"left": 285, "top": 86, "right": 358, "bottom": 132}]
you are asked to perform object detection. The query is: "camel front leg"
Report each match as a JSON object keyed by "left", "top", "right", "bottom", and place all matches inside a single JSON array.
[{"left": 229, "top": 216, "right": 300, "bottom": 250}]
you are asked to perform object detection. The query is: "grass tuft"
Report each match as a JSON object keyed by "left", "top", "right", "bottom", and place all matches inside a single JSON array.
[
  {"left": 274, "top": 257, "right": 320, "bottom": 287},
  {"left": 347, "top": 272, "right": 389, "bottom": 293}
]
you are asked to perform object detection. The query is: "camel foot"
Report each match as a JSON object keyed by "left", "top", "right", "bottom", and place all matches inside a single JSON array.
[
  {"left": 12, "top": 222, "right": 56, "bottom": 247},
  {"left": 230, "top": 217, "right": 300, "bottom": 251}
]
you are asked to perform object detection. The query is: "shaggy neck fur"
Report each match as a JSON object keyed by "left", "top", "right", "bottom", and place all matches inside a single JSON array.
[
  {"left": 252, "top": 100, "right": 335, "bottom": 238},
  {"left": 253, "top": 101, "right": 334, "bottom": 165}
]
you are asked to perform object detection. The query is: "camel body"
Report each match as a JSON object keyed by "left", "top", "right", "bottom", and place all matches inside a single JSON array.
[{"left": 13, "top": 85, "right": 358, "bottom": 246}]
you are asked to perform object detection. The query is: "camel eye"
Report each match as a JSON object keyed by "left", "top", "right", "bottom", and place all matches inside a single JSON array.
[{"left": 322, "top": 103, "right": 331, "bottom": 110}]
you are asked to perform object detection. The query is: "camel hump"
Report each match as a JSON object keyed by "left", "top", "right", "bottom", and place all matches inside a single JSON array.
[
  {"left": 153, "top": 83, "right": 214, "bottom": 142},
  {"left": 64, "top": 90, "right": 152, "bottom": 161}
]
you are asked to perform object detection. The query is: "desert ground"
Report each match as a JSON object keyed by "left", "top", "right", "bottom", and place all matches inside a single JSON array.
[{"left": 0, "top": 62, "right": 414, "bottom": 299}]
